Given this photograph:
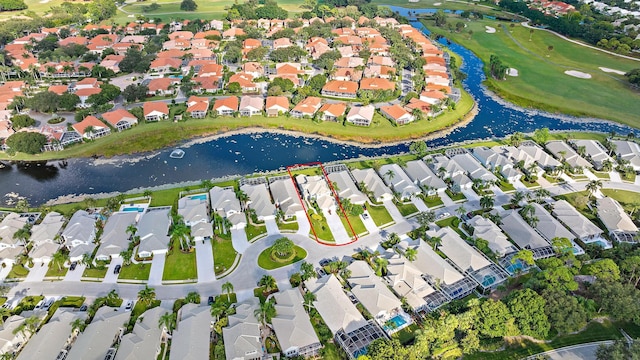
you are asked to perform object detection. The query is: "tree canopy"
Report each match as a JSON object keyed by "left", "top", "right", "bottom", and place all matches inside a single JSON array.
[{"left": 6, "top": 132, "right": 47, "bottom": 154}]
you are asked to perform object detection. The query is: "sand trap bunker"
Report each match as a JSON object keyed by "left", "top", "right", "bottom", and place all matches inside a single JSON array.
[
  {"left": 485, "top": 26, "right": 496, "bottom": 33},
  {"left": 39, "top": 0, "right": 49, "bottom": 3},
  {"left": 565, "top": 70, "right": 591, "bottom": 79},
  {"left": 434, "top": 2, "right": 442, "bottom": 5},
  {"left": 599, "top": 67, "right": 626, "bottom": 75},
  {"left": 507, "top": 68, "right": 519, "bottom": 77}
]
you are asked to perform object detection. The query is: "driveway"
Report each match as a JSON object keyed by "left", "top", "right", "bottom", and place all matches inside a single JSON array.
[
  {"left": 148, "top": 253, "right": 166, "bottom": 286},
  {"left": 295, "top": 210, "right": 311, "bottom": 236},
  {"left": 195, "top": 239, "right": 215, "bottom": 283},
  {"left": 63, "top": 264, "right": 86, "bottom": 282},
  {"left": 103, "top": 258, "right": 123, "bottom": 284},
  {"left": 0, "top": 263, "right": 12, "bottom": 282},
  {"left": 382, "top": 200, "right": 405, "bottom": 223},
  {"left": 609, "top": 171, "right": 622, "bottom": 182},
  {"left": 265, "top": 219, "right": 280, "bottom": 236},
  {"left": 360, "top": 212, "right": 378, "bottom": 235},
  {"left": 439, "top": 192, "right": 456, "bottom": 207},
  {"left": 461, "top": 188, "right": 480, "bottom": 202},
  {"left": 230, "top": 228, "right": 251, "bottom": 254},
  {"left": 411, "top": 197, "right": 429, "bottom": 212},
  {"left": 322, "top": 209, "right": 351, "bottom": 245},
  {"left": 25, "top": 262, "right": 50, "bottom": 282}
]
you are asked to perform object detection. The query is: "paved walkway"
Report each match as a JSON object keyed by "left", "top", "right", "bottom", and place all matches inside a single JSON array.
[
  {"left": 323, "top": 209, "right": 351, "bottom": 245},
  {"left": 230, "top": 228, "right": 251, "bottom": 254},
  {"left": 265, "top": 219, "right": 280, "bottom": 236},
  {"left": 411, "top": 197, "right": 429, "bottom": 212},
  {"left": 148, "top": 254, "right": 166, "bottom": 286},
  {"left": 63, "top": 264, "right": 86, "bottom": 282},
  {"left": 583, "top": 169, "right": 599, "bottom": 181},
  {"left": 295, "top": 210, "right": 311, "bottom": 236},
  {"left": 195, "top": 240, "right": 215, "bottom": 283},
  {"left": 382, "top": 200, "right": 405, "bottom": 223},
  {"left": 439, "top": 192, "right": 456, "bottom": 207},
  {"left": 103, "top": 258, "right": 123, "bottom": 284},
  {"left": 24, "top": 262, "right": 49, "bottom": 282}
]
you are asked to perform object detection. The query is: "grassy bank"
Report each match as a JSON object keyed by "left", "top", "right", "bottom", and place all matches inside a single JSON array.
[
  {"left": 0, "top": 92, "right": 474, "bottom": 161},
  {"left": 423, "top": 17, "right": 640, "bottom": 127}
]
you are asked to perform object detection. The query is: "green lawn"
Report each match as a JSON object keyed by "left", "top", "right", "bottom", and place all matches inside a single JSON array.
[
  {"left": 394, "top": 201, "right": 419, "bottom": 217},
  {"left": 521, "top": 178, "right": 540, "bottom": 188},
  {"left": 445, "top": 189, "right": 467, "bottom": 201},
  {"left": 372, "top": 0, "right": 504, "bottom": 14},
  {"left": 163, "top": 240, "right": 197, "bottom": 281},
  {"left": 367, "top": 204, "right": 394, "bottom": 227},
  {"left": 340, "top": 214, "right": 367, "bottom": 237},
  {"left": 592, "top": 171, "right": 611, "bottom": 180},
  {"left": 6, "top": 264, "right": 29, "bottom": 279},
  {"left": 424, "top": 17, "right": 640, "bottom": 127},
  {"left": 278, "top": 220, "right": 299, "bottom": 232},
  {"left": 498, "top": 180, "right": 516, "bottom": 192},
  {"left": 436, "top": 216, "right": 461, "bottom": 230},
  {"left": 308, "top": 211, "right": 335, "bottom": 243},
  {"left": 212, "top": 236, "right": 237, "bottom": 276},
  {"left": 257, "top": 246, "right": 307, "bottom": 270},
  {"left": 118, "top": 263, "right": 151, "bottom": 281},
  {"left": 0, "top": 0, "right": 71, "bottom": 20},
  {"left": 82, "top": 266, "right": 108, "bottom": 279},
  {"left": 601, "top": 189, "right": 640, "bottom": 214},
  {"left": 12, "top": 295, "right": 44, "bottom": 314},
  {"left": 245, "top": 222, "right": 267, "bottom": 240},
  {"left": 420, "top": 195, "right": 444, "bottom": 208},
  {"left": 45, "top": 262, "right": 68, "bottom": 278}
]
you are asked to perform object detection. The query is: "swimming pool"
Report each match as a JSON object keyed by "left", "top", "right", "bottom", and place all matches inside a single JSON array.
[
  {"left": 591, "top": 239, "right": 612, "bottom": 249},
  {"left": 190, "top": 194, "right": 207, "bottom": 201},
  {"left": 122, "top": 207, "right": 145, "bottom": 212},
  {"left": 383, "top": 314, "right": 407, "bottom": 331},
  {"left": 504, "top": 260, "right": 523, "bottom": 275},
  {"left": 481, "top": 275, "right": 496, "bottom": 287}
]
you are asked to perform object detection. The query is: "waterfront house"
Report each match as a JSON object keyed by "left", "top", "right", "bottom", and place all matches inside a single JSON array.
[
  {"left": 223, "top": 300, "right": 263, "bottom": 360},
  {"left": 467, "top": 215, "right": 517, "bottom": 257},
  {"left": 545, "top": 140, "right": 592, "bottom": 169},
  {"left": 530, "top": 202, "right": 584, "bottom": 255},
  {"left": 403, "top": 160, "right": 447, "bottom": 195},
  {"left": 170, "top": 304, "right": 212, "bottom": 360},
  {"left": 471, "top": 146, "right": 522, "bottom": 183},
  {"left": 143, "top": 102, "right": 169, "bottom": 122},
  {"left": 95, "top": 212, "right": 137, "bottom": 261},
  {"left": 350, "top": 168, "right": 393, "bottom": 202},
  {"left": 425, "top": 154, "right": 473, "bottom": 192},
  {"left": 290, "top": 97, "right": 322, "bottom": 118},
  {"left": 137, "top": 207, "right": 171, "bottom": 258},
  {"left": 596, "top": 197, "right": 638, "bottom": 243},
  {"left": 269, "top": 178, "right": 304, "bottom": 219},
  {"left": 213, "top": 96, "right": 239, "bottom": 116},
  {"left": 72, "top": 116, "right": 111, "bottom": 140},
  {"left": 66, "top": 307, "right": 130, "bottom": 360},
  {"left": 240, "top": 183, "right": 277, "bottom": 221},
  {"left": 186, "top": 96, "right": 210, "bottom": 118},
  {"left": 345, "top": 105, "right": 374, "bottom": 126},
  {"left": 265, "top": 96, "right": 290, "bottom": 117},
  {"left": 379, "top": 104, "right": 414, "bottom": 125},
  {"left": 29, "top": 212, "right": 65, "bottom": 263},
  {"left": 116, "top": 307, "right": 167, "bottom": 360},
  {"left": 447, "top": 150, "right": 499, "bottom": 184},
  {"left": 569, "top": 139, "right": 613, "bottom": 170},
  {"left": 378, "top": 164, "right": 421, "bottom": 200},
  {"left": 612, "top": 140, "right": 640, "bottom": 171},
  {"left": 210, "top": 186, "right": 246, "bottom": 229},
  {"left": 238, "top": 96, "right": 264, "bottom": 117},
  {"left": 327, "top": 170, "right": 368, "bottom": 205},
  {"left": 102, "top": 109, "right": 138, "bottom": 131},
  {"left": 322, "top": 80, "right": 358, "bottom": 98},
  {"left": 62, "top": 210, "right": 97, "bottom": 262},
  {"left": 318, "top": 103, "right": 347, "bottom": 122},
  {"left": 500, "top": 210, "right": 554, "bottom": 259},
  {"left": 178, "top": 194, "right": 213, "bottom": 241},
  {"left": 271, "top": 289, "right": 323, "bottom": 358},
  {"left": 296, "top": 174, "right": 335, "bottom": 211},
  {"left": 16, "top": 309, "right": 83, "bottom": 360},
  {"left": 0, "top": 213, "right": 29, "bottom": 262}
]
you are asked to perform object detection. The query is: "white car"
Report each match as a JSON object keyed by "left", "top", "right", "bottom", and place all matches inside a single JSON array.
[
  {"left": 438, "top": 212, "right": 451, "bottom": 219},
  {"left": 124, "top": 300, "right": 133, "bottom": 311}
]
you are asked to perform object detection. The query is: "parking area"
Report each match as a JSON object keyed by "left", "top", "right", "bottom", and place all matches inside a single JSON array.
[{"left": 103, "top": 258, "right": 124, "bottom": 284}]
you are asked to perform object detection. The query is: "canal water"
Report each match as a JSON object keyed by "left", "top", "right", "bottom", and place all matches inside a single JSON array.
[{"left": 0, "top": 9, "right": 637, "bottom": 205}]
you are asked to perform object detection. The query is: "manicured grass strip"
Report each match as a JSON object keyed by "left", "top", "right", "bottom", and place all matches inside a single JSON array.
[
  {"left": 118, "top": 263, "right": 151, "bottom": 281},
  {"left": 82, "top": 267, "right": 108, "bottom": 279},
  {"left": 420, "top": 195, "right": 444, "bottom": 208},
  {"left": 339, "top": 214, "right": 367, "bottom": 237},
  {"left": 601, "top": 189, "right": 640, "bottom": 213},
  {"left": 212, "top": 236, "right": 237, "bottom": 276},
  {"left": 278, "top": 220, "right": 299, "bottom": 232},
  {"left": 367, "top": 204, "right": 394, "bottom": 227},
  {"left": 6, "top": 264, "right": 29, "bottom": 279},
  {"left": 435, "top": 216, "right": 461, "bottom": 230},
  {"left": 394, "top": 201, "right": 419, "bottom": 217},
  {"left": 45, "top": 262, "right": 68, "bottom": 278},
  {"left": 308, "top": 211, "right": 335, "bottom": 242},
  {"left": 446, "top": 189, "right": 467, "bottom": 201},
  {"left": 257, "top": 246, "right": 307, "bottom": 270},
  {"left": 163, "top": 239, "right": 197, "bottom": 281},
  {"left": 245, "top": 222, "right": 267, "bottom": 240}
]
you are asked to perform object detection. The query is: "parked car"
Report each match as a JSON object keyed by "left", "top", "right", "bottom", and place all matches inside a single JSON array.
[
  {"left": 347, "top": 293, "right": 358, "bottom": 304},
  {"left": 69, "top": 262, "right": 77, "bottom": 271},
  {"left": 438, "top": 212, "right": 450, "bottom": 219},
  {"left": 43, "top": 298, "right": 54, "bottom": 310},
  {"left": 361, "top": 213, "right": 370, "bottom": 220},
  {"left": 79, "top": 304, "right": 88, "bottom": 312},
  {"left": 34, "top": 300, "right": 44, "bottom": 310},
  {"left": 113, "top": 265, "right": 121, "bottom": 274},
  {"left": 125, "top": 301, "right": 133, "bottom": 311},
  {"left": 207, "top": 296, "right": 214, "bottom": 306},
  {"left": 316, "top": 267, "right": 327, "bottom": 277},
  {"left": 319, "top": 259, "right": 330, "bottom": 267}
]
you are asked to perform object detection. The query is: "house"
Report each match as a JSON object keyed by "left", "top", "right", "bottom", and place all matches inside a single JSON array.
[
  {"left": 170, "top": 304, "right": 212, "bottom": 360},
  {"left": 198, "top": 63, "right": 223, "bottom": 78},
  {"left": 116, "top": 307, "right": 167, "bottom": 360},
  {"left": 271, "top": 289, "right": 322, "bottom": 358},
  {"left": 359, "top": 78, "right": 395, "bottom": 93},
  {"left": 242, "top": 62, "right": 264, "bottom": 78},
  {"left": 223, "top": 300, "right": 263, "bottom": 360},
  {"left": 143, "top": 102, "right": 169, "bottom": 122},
  {"left": 419, "top": 90, "right": 447, "bottom": 105},
  {"left": 378, "top": 164, "right": 421, "bottom": 200},
  {"left": 0, "top": 315, "right": 31, "bottom": 355},
  {"left": 150, "top": 57, "right": 182, "bottom": 73},
  {"left": 471, "top": 147, "right": 521, "bottom": 183},
  {"left": 62, "top": 210, "right": 97, "bottom": 262},
  {"left": 273, "top": 37, "right": 293, "bottom": 49},
  {"left": 66, "top": 307, "right": 130, "bottom": 360},
  {"left": 95, "top": 212, "right": 138, "bottom": 261},
  {"left": 100, "top": 55, "right": 124, "bottom": 72},
  {"left": 382, "top": 251, "right": 446, "bottom": 312},
  {"left": 305, "top": 275, "right": 386, "bottom": 359},
  {"left": 327, "top": 171, "right": 367, "bottom": 205},
  {"left": 432, "top": 227, "right": 507, "bottom": 289},
  {"left": 269, "top": 178, "right": 304, "bottom": 219},
  {"left": 552, "top": 200, "right": 606, "bottom": 246},
  {"left": 334, "top": 57, "right": 364, "bottom": 68},
  {"left": 379, "top": 104, "right": 414, "bottom": 125},
  {"left": 500, "top": 210, "right": 554, "bottom": 260},
  {"left": 596, "top": 197, "right": 638, "bottom": 243},
  {"left": 186, "top": 96, "right": 210, "bottom": 118},
  {"left": 72, "top": 116, "right": 110, "bottom": 140},
  {"left": 102, "top": 109, "right": 138, "bottom": 131},
  {"left": 210, "top": 186, "right": 246, "bottom": 229},
  {"left": 238, "top": 96, "right": 264, "bottom": 117},
  {"left": 29, "top": 212, "right": 65, "bottom": 263},
  {"left": 228, "top": 73, "right": 258, "bottom": 93},
  {"left": 75, "top": 87, "right": 102, "bottom": 108},
  {"left": 363, "top": 65, "right": 395, "bottom": 79},
  {"left": 545, "top": 140, "right": 592, "bottom": 169},
  {"left": 350, "top": 168, "right": 393, "bottom": 202},
  {"left": 178, "top": 194, "right": 213, "bottom": 241},
  {"left": 240, "top": 183, "right": 277, "bottom": 221},
  {"left": 296, "top": 174, "right": 335, "bottom": 210},
  {"left": 517, "top": 142, "right": 562, "bottom": 170},
  {"left": 137, "top": 207, "right": 172, "bottom": 258},
  {"left": 290, "top": 97, "right": 322, "bottom": 118},
  {"left": 306, "top": 38, "right": 331, "bottom": 60},
  {"left": 222, "top": 27, "right": 246, "bottom": 40},
  {"left": 318, "top": 103, "right": 347, "bottom": 122},
  {"left": 322, "top": 80, "right": 358, "bottom": 98},
  {"left": 612, "top": 140, "right": 640, "bottom": 171},
  {"left": 448, "top": 151, "right": 499, "bottom": 183},
  {"left": 265, "top": 96, "right": 289, "bottom": 117},
  {"left": 530, "top": 202, "right": 585, "bottom": 255},
  {"left": 570, "top": 139, "right": 613, "bottom": 170},
  {"left": 332, "top": 68, "right": 362, "bottom": 82},
  {"left": 403, "top": 160, "right": 447, "bottom": 195},
  {"left": 213, "top": 96, "right": 239, "bottom": 116},
  {"left": 345, "top": 105, "right": 374, "bottom": 126},
  {"left": 425, "top": 154, "right": 473, "bottom": 192},
  {"left": 467, "top": 215, "right": 517, "bottom": 257},
  {"left": 147, "top": 78, "right": 177, "bottom": 96},
  {"left": 16, "top": 309, "right": 83, "bottom": 360},
  {"left": 368, "top": 56, "right": 394, "bottom": 67}
]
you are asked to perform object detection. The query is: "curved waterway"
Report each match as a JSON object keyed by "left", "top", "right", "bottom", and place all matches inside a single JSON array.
[{"left": 1, "top": 8, "right": 638, "bottom": 206}]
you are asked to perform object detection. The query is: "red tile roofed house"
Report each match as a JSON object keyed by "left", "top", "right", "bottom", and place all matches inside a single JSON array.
[
  {"left": 2, "top": 81, "right": 25, "bottom": 93},
  {"left": 336, "top": 35, "right": 362, "bottom": 46},
  {"left": 41, "top": 27, "right": 59, "bottom": 35},
  {"left": 380, "top": 104, "right": 414, "bottom": 125},
  {"left": 48, "top": 85, "right": 68, "bottom": 95},
  {"left": 112, "top": 42, "right": 141, "bottom": 55},
  {"left": 358, "top": 16, "right": 370, "bottom": 25},
  {"left": 242, "top": 62, "right": 264, "bottom": 78},
  {"left": 192, "top": 76, "right": 221, "bottom": 93},
  {"left": 124, "top": 22, "right": 139, "bottom": 34},
  {"left": 346, "top": 105, "right": 374, "bottom": 126},
  {"left": 100, "top": 54, "right": 125, "bottom": 72},
  {"left": 290, "top": 96, "right": 322, "bottom": 118},
  {"left": 332, "top": 28, "right": 355, "bottom": 36},
  {"left": 75, "top": 87, "right": 101, "bottom": 108},
  {"left": 197, "top": 63, "right": 223, "bottom": 78},
  {"left": 419, "top": 90, "right": 447, "bottom": 105},
  {"left": 271, "top": 74, "right": 301, "bottom": 88},
  {"left": 425, "top": 83, "right": 451, "bottom": 94},
  {"left": 337, "top": 45, "right": 356, "bottom": 58},
  {"left": 322, "top": 80, "right": 358, "bottom": 98},
  {"left": 163, "top": 38, "right": 191, "bottom": 51},
  {"left": 243, "top": 38, "right": 262, "bottom": 51},
  {"left": 306, "top": 38, "right": 331, "bottom": 60},
  {"left": 59, "top": 36, "right": 88, "bottom": 47},
  {"left": 228, "top": 73, "right": 258, "bottom": 93},
  {"left": 405, "top": 98, "right": 433, "bottom": 117},
  {"left": 426, "top": 71, "right": 450, "bottom": 87},
  {"left": 359, "top": 78, "right": 395, "bottom": 92},
  {"left": 147, "top": 78, "right": 179, "bottom": 96},
  {"left": 186, "top": 96, "right": 210, "bottom": 118},
  {"left": 141, "top": 23, "right": 160, "bottom": 34},
  {"left": 12, "top": 33, "right": 46, "bottom": 45},
  {"left": 194, "top": 30, "right": 221, "bottom": 39},
  {"left": 363, "top": 65, "right": 395, "bottom": 79},
  {"left": 318, "top": 102, "right": 347, "bottom": 122},
  {"left": 335, "top": 57, "right": 364, "bottom": 68},
  {"left": 367, "top": 56, "right": 394, "bottom": 67},
  {"left": 102, "top": 109, "right": 138, "bottom": 131},
  {"left": 72, "top": 116, "right": 110, "bottom": 139},
  {"left": 187, "top": 47, "right": 214, "bottom": 60},
  {"left": 332, "top": 68, "right": 362, "bottom": 82},
  {"left": 222, "top": 27, "right": 245, "bottom": 40},
  {"left": 265, "top": 96, "right": 289, "bottom": 117},
  {"left": 87, "top": 34, "right": 118, "bottom": 54},
  {"left": 275, "top": 63, "right": 301, "bottom": 76},
  {"left": 238, "top": 96, "right": 264, "bottom": 117},
  {"left": 169, "top": 31, "right": 194, "bottom": 40},
  {"left": 213, "top": 96, "right": 238, "bottom": 116},
  {"left": 157, "top": 49, "right": 186, "bottom": 58},
  {"left": 150, "top": 57, "right": 182, "bottom": 73},
  {"left": 143, "top": 101, "right": 169, "bottom": 121},
  {"left": 272, "top": 38, "right": 292, "bottom": 50}
]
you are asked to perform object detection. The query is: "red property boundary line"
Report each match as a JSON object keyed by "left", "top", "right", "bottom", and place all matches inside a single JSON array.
[{"left": 286, "top": 162, "right": 358, "bottom": 246}]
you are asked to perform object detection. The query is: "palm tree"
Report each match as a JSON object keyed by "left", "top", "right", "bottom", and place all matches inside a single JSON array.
[
  {"left": 201, "top": 179, "right": 213, "bottom": 190},
  {"left": 479, "top": 195, "right": 494, "bottom": 210},
  {"left": 210, "top": 301, "right": 226, "bottom": 322},
  {"left": 13, "top": 315, "right": 40, "bottom": 338},
  {"left": 120, "top": 249, "right": 133, "bottom": 266},
  {"left": 51, "top": 251, "right": 68, "bottom": 272},
  {"left": 520, "top": 204, "right": 535, "bottom": 219},
  {"left": 185, "top": 291, "right": 200, "bottom": 304},
  {"left": 404, "top": 247, "right": 417, "bottom": 261},
  {"left": 373, "top": 257, "right": 388, "bottom": 276},
  {"left": 143, "top": 190, "right": 153, "bottom": 198},
  {"left": 259, "top": 275, "right": 278, "bottom": 293},
  {"left": 70, "top": 318, "right": 87, "bottom": 333},
  {"left": 0, "top": 307, "right": 11, "bottom": 325},
  {"left": 602, "top": 159, "right": 613, "bottom": 172},
  {"left": 586, "top": 179, "right": 603, "bottom": 197},
  {"left": 300, "top": 261, "right": 316, "bottom": 281},
  {"left": 138, "top": 285, "right": 156, "bottom": 305},
  {"left": 253, "top": 298, "right": 276, "bottom": 327},
  {"left": 302, "top": 291, "right": 315, "bottom": 312},
  {"left": 222, "top": 281, "right": 234, "bottom": 302},
  {"left": 158, "top": 312, "right": 176, "bottom": 334},
  {"left": 456, "top": 205, "right": 466, "bottom": 217},
  {"left": 171, "top": 222, "right": 191, "bottom": 251},
  {"left": 510, "top": 191, "right": 525, "bottom": 208},
  {"left": 428, "top": 236, "right": 442, "bottom": 249},
  {"left": 509, "top": 132, "right": 524, "bottom": 147},
  {"left": 126, "top": 224, "right": 137, "bottom": 239},
  {"left": 385, "top": 169, "right": 395, "bottom": 182},
  {"left": 106, "top": 289, "right": 120, "bottom": 305},
  {"left": 236, "top": 189, "right": 249, "bottom": 210},
  {"left": 533, "top": 188, "right": 551, "bottom": 203}
]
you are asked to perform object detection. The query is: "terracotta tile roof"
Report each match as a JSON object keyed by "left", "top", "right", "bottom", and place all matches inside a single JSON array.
[
  {"left": 148, "top": 78, "right": 176, "bottom": 91},
  {"left": 265, "top": 96, "right": 289, "bottom": 110},
  {"left": 150, "top": 57, "right": 182, "bottom": 69},
  {"left": 169, "top": 31, "right": 194, "bottom": 40},
  {"left": 102, "top": 109, "right": 137, "bottom": 126},
  {"left": 420, "top": 90, "right": 447, "bottom": 100},
  {"left": 380, "top": 104, "right": 410, "bottom": 120},
  {"left": 143, "top": 101, "right": 169, "bottom": 116},
  {"left": 59, "top": 36, "right": 88, "bottom": 46},
  {"left": 157, "top": 49, "right": 186, "bottom": 58},
  {"left": 243, "top": 38, "right": 261, "bottom": 49},
  {"left": 318, "top": 102, "right": 347, "bottom": 117},
  {"left": 48, "top": 85, "right": 68, "bottom": 95},
  {"left": 213, "top": 96, "right": 239, "bottom": 111},
  {"left": 406, "top": 98, "right": 431, "bottom": 112},
  {"left": 291, "top": 96, "right": 322, "bottom": 115},
  {"left": 194, "top": 30, "right": 221, "bottom": 39},
  {"left": 425, "top": 84, "right": 451, "bottom": 94},
  {"left": 187, "top": 96, "right": 209, "bottom": 113},
  {"left": 228, "top": 73, "right": 256, "bottom": 88},
  {"left": 359, "top": 78, "right": 395, "bottom": 91},
  {"left": 75, "top": 87, "right": 101, "bottom": 97},
  {"left": 72, "top": 116, "right": 106, "bottom": 135},
  {"left": 276, "top": 64, "right": 300, "bottom": 75},
  {"left": 322, "top": 80, "right": 358, "bottom": 94}
]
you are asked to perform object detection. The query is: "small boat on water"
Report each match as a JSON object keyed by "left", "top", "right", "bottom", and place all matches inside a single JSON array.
[{"left": 169, "top": 149, "right": 185, "bottom": 159}]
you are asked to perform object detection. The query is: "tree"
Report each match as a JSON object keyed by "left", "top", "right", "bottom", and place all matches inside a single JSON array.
[
  {"left": 171, "top": 221, "right": 191, "bottom": 251},
  {"left": 185, "top": 291, "right": 200, "bottom": 304},
  {"left": 477, "top": 299, "right": 518, "bottom": 338},
  {"left": 70, "top": 318, "right": 87, "bottom": 333},
  {"left": 479, "top": 195, "right": 494, "bottom": 210},
  {"left": 433, "top": 10, "right": 447, "bottom": 27},
  {"left": 621, "top": 255, "right": 640, "bottom": 287},
  {"left": 210, "top": 301, "right": 226, "bottom": 322},
  {"left": 596, "top": 339, "right": 640, "bottom": 360},
  {"left": 506, "top": 288, "right": 550, "bottom": 339},
  {"left": 138, "top": 285, "right": 156, "bottom": 305},
  {"left": 456, "top": 205, "right": 467, "bottom": 217},
  {"left": 551, "top": 237, "right": 573, "bottom": 255},
  {"left": 122, "top": 84, "right": 148, "bottom": 103},
  {"left": 180, "top": 0, "right": 197, "bottom": 11},
  {"left": 409, "top": 141, "right": 428, "bottom": 156},
  {"left": 582, "top": 259, "right": 621, "bottom": 282},
  {"left": 246, "top": 46, "right": 269, "bottom": 62},
  {"left": 509, "top": 132, "right": 524, "bottom": 147},
  {"left": 222, "top": 281, "right": 234, "bottom": 302},
  {"left": 415, "top": 211, "right": 436, "bottom": 229},
  {"left": 300, "top": 261, "right": 316, "bottom": 281},
  {"left": 120, "top": 249, "right": 133, "bottom": 266},
  {"left": 590, "top": 280, "right": 640, "bottom": 324},
  {"left": 5, "top": 132, "right": 47, "bottom": 154},
  {"left": 511, "top": 249, "right": 535, "bottom": 266},
  {"left": 586, "top": 179, "right": 603, "bottom": 197},
  {"left": 510, "top": 191, "right": 525, "bottom": 208},
  {"left": 366, "top": 338, "right": 409, "bottom": 360},
  {"left": 13, "top": 315, "right": 40, "bottom": 338},
  {"left": 227, "top": 82, "right": 241, "bottom": 94},
  {"left": 272, "top": 237, "right": 294, "bottom": 258},
  {"left": 303, "top": 291, "right": 315, "bottom": 312},
  {"left": 404, "top": 247, "right": 418, "bottom": 261},
  {"left": 10, "top": 114, "right": 35, "bottom": 130},
  {"left": 87, "top": 0, "right": 117, "bottom": 21},
  {"left": 0, "top": 307, "right": 11, "bottom": 325},
  {"left": 626, "top": 68, "right": 640, "bottom": 86},
  {"left": 158, "top": 311, "right": 176, "bottom": 334},
  {"left": 119, "top": 47, "right": 152, "bottom": 74},
  {"left": 489, "top": 54, "right": 508, "bottom": 80},
  {"left": 373, "top": 257, "right": 388, "bottom": 276},
  {"left": 253, "top": 298, "right": 276, "bottom": 326},
  {"left": 308, "top": 74, "right": 327, "bottom": 93},
  {"left": 542, "top": 289, "right": 588, "bottom": 334},
  {"left": 259, "top": 275, "right": 278, "bottom": 293},
  {"left": 533, "top": 127, "right": 550, "bottom": 144},
  {"left": 51, "top": 251, "right": 68, "bottom": 271}
]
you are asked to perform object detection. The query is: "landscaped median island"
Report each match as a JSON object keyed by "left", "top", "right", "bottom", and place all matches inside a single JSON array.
[{"left": 257, "top": 237, "right": 307, "bottom": 270}]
